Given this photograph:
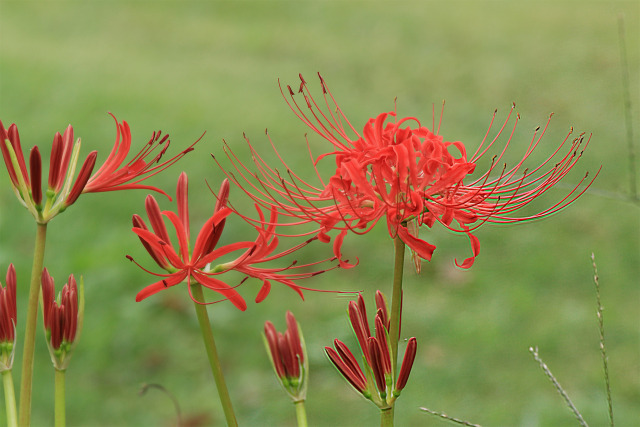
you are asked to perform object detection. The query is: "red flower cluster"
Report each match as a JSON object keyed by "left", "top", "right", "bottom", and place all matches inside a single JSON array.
[
  {"left": 263, "top": 311, "right": 307, "bottom": 401},
  {"left": 130, "top": 172, "right": 336, "bottom": 311},
  {"left": 218, "top": 74, "right": 597, "bottom": 269},
  {"left": 325, "top": 292, "right": 417, "bottom": 407},
  {"left": 0, "top": 114, "right": 196, "bottom": 223}
]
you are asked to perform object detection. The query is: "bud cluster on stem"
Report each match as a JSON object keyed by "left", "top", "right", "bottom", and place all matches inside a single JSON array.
[{"left": 325, "top": 292, "right": 417, "bottom": 410}]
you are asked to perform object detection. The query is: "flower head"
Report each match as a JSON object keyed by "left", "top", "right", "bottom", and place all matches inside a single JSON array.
[
  {"left": 217, "top": 74, "right": 598, "bottom": 269},
  {"left": 129, "top": 172, "right": 337, "bottom": 311},
  {"left": 263, "top": 311, "right": 308, "bottom": 402},
  {"left": 0, "top": 264, "right": 17, "bottom": 371},
  {"left": 41, "top": 268, "right": 84, "bottom": 370},
  {"left": 0, "top": 114, "right": 196, "bottom": 223},
  {"left": 325, "top": 291, "right": 417, "bottom": 408}
]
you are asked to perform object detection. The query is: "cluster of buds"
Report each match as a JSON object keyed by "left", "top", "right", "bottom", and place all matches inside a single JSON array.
[
  {"left": 263, "top": 311, "right": 308, "bottom": 402},
  {"left": 0, "top": 265, "right": 17, "bottom": 372},
  {"left": 325, "top": 292, "right": 417, "bottom": 409},
  {"left": 0, "top": 120, "right": 95, "bottom": 223},
  {"left": 41, "top": 269, "right": 84, "bottom": 370}
]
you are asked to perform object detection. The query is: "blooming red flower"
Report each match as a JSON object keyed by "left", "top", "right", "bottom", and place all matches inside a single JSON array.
[
  {"left": 217, "top": 74, "right": 598, "bottom": 269},
  {"left": 82, "top": 113, "right": 197, "bottom": 196},
  {"left": 325, "top": 291, "right": 417, "bottom": 407},
  {"left": 0, "top": 114, "right": 196, "bottom": 223},
  {"left": 0, "top": 264, "right": 17, "bottom": 370},
  {"left": 41, "top": 268, "right": 83, "bottom": 369},
  {"left": 263, "top": 311, "right": 308, "bottom": 402},
  {"left": 129, "top": 172, "right": 336, "bottom": 311}
]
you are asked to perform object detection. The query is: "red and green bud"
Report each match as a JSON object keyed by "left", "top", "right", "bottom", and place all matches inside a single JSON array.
[
  {"left": 263, "top": 311, "right": 308, "bottom": 402},
  {"left": 0, "top": 264, "right": 17, "bottom": 371},
  {"left": 41, "top": 269, "right": 84, "bottom": 370}
]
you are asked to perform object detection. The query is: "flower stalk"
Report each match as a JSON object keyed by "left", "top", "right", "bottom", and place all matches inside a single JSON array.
[
  {"left": 389, "top": 235, "right": 405, "bottom": 376},
  {"left": 294, "top": 400, "right": 308, "bottom": 427},
  {"left": 190, "top": 282, "right": 238, "bottom": 427},
  {"left": 18, "top": 222, "right": 47, "bottom": 426},
  {"left": 2, "top": 370, "right": 17, "bottom": 427},
  {"left": 384, "top": 234, "right": 407, "bottom": 426},
  {"left": 54, "top": 368, "right": 66, "bottom": 427}
]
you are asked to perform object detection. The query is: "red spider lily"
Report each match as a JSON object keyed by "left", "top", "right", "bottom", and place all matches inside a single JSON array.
[
  {"left": 82, "top": 113, "right": 198, "bottom": 196},
  {"left": 216, "top": 74, "right": 598, "bottom": 269},
  {"left": 0, "top": 114, "right": 196, "bottom": 223},
  {"left": 325, "top": 291, "right": 417, "bottom": 408},
  {"left": 0, "top": 265, "right": 17, "bottom": 371},
  {"left": 41, "top": 269, "right": 84, "bottom": 369},
  {"left": 129, "top": 172, "right": 337, "bottom": 311},
  {"left": 263, "top": 311, "right": 308, "bottom": 401}
]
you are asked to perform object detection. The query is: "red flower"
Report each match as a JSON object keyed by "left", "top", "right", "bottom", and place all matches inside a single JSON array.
[
  {"left": 129, "top": 172, "right": 336, "bottom": 311},
  {"left": 216, "top": 74, "right": 598, "bottom": 269},
  {"left": 82, "top": 113, "right": 197, "bottom": 197},
  {"left": 41, "top": 268, "right": 84, "bottom": 370},
  {"left": 0, "top": 114, "right": 196, "bottom": 223},
  {"left": 325, "top": 291, "right": 417, "bottom": 407},
  {"left": 263, "top": 311, "right": 308, "bottom": 401}
]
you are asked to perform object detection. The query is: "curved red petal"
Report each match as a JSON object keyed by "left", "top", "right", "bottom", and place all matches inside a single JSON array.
[
  {"left": 255, "top": 280, "right": 271, "bottom": 303},
  {"left": 135, "top": 272, "right": 187, "bottom": 302}
]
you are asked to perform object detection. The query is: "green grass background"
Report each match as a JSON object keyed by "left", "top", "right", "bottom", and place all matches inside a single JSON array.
[{"left": 0, "top": 1, "right": 638, "bottom": 426}]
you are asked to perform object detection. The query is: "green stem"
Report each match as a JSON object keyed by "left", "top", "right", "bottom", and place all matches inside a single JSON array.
[
  {"left": 382, "top": 235, "right": 405, "bottom": 427},
  {"left": 380, "top": 407, "right": 394, "bottom": 427},
  {"left": 190, "top": 282, "right": 238, "bottom": 427},
  {"left": 294, "top": 400, "right": 308, "bottom": 427},
  {"left": 54, "top": 369, "right": 65, "bottom": 427},
  {"left": 388, "top": 235, "right": 405, "bottom": 375},
  {"left": 2, "top": 369, "right": 17, "bottom": 427},
  {"left": 19, "top": 222, "right": 48, "bottom": 426}
]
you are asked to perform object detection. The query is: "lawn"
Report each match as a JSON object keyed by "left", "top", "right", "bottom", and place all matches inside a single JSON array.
[{"left": 0, "top": 1, "right": 638, "bottom": 426}]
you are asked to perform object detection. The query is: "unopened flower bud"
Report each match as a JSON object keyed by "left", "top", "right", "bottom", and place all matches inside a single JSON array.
[
  {"left": 0, "top": 264, "right": 17, "bottom": 371},
  {"left": 41, "top": 269, "right": 84, "bottom": 370},
  {"left": 263, "top": 311, "right": 307, "bottom": 402}
]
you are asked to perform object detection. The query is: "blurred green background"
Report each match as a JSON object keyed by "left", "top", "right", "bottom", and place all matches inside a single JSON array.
[{"left": 0, "top": 1, "right": 638, "bottom": 426}]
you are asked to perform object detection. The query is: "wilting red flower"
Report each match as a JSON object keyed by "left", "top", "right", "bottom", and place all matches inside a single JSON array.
[
  {"left": 129, "top": 172, "right": 336, "bottom": 311},
  {"left": 41, "top": 268, "right": 83, "bottom": 369},
  {"left": 217, "top": 74, "right": 598, "bottom": 269},
  {"left": 263, "top": 311, "right": 308, "bottom": 402},
  {"left": 325, "top": 291, "right": 417, "bottom": 408},
  {"left": 0, "top": 264, "right": 17, "bottom": 371},
  {"left": 0, "top": 114, "right": 196, "bottom": 223}
]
